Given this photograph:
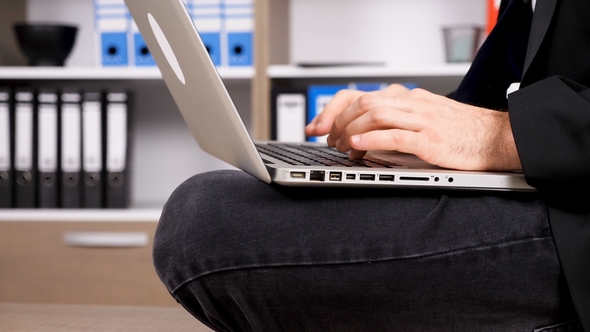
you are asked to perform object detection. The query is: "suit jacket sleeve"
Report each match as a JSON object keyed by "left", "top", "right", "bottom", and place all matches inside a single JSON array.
[{"left": 508, "top": 76, "right": 590, "bottom": 193}]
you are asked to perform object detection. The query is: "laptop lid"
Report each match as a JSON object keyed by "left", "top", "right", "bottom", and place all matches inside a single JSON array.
[{"left": 125, "top": 0, "right": 271, "bottom": 184}]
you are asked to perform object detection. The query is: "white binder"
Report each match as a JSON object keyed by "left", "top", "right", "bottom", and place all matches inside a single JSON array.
[
  {"left": 277, "top": 93, "right": 306, "bottom": 143},
  {"left": 37, "top": 89, "right": 59, "bottom": 208},
  {"left": 61, "top": 91, "right": 82, "bottom": 208}
]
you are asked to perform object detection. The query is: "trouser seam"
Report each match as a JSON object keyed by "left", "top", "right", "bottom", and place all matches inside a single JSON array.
[{"left": 171, "top": 235, "right": 553, "bottom": 295}]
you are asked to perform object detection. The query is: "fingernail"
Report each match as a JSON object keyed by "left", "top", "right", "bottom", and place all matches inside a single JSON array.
[{"left": 351, "top": 135, "right": 361, "bottom": 146}]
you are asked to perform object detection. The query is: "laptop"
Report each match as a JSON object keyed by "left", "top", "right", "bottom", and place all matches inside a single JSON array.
[{"left": 124, "top": 0, "right": 534, "bottom": 192}]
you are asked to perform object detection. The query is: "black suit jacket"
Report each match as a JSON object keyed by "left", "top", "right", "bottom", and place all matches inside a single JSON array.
[{"left": 453, "top": 0, "right": 590, "bottom": 329}]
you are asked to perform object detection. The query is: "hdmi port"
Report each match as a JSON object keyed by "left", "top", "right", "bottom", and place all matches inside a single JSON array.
[{"left": 359, "top": 174, "right": 376, "bottom": 181}]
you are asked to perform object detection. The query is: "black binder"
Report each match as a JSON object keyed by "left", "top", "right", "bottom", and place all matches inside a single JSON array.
[
  {"left": 104, "top": 91, "right": 130, "bottom": 208},
  {"left": 81, "top": 91, "right": 104, "bottom": 208},
  {"left": 14, "top": 87, "right": 37, "bottom": 208},
  {"left": 37, "top": 88, "right": 60, "bottom": 208},
  {"left": 0, "top": 87, "right": 13, "bottom": 208},
  {"left": 60, "top": 89, "right": 82, "bottom": 208}
]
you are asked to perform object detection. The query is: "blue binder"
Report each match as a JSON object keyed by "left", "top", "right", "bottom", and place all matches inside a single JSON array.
[
  {"left": 224, "top": 0, "right": 254, "bottom": 67},
  {"left": 133, "top": 32, "right": 156, "bottom": 66},
  {"left": 95, "top": 0, "right": 130, "bottom": 66},
  {"left": 188, "top": 0, "right": 223, "bottom": 66}
]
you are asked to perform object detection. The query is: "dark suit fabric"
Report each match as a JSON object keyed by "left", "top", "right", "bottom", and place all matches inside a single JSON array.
[{"left": 455, "top": 0, "right": 590, "bottom": 329}]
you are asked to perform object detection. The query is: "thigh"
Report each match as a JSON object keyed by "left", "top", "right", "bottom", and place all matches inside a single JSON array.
[{"left": 153, "top": 170, "right": 577, "bottom": 332}]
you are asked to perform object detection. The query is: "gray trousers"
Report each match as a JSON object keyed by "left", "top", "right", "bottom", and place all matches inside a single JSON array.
[{"left": 153, "top": 170, "right": 581, "bottom": 332}]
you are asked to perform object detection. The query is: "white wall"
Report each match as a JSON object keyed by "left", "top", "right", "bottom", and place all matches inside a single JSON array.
[
  {"left": 26, "top": 0, "right": 96, "bottom": 66},
  {"left": 290, "top": 0, "right": 486, "bottom": 66}
]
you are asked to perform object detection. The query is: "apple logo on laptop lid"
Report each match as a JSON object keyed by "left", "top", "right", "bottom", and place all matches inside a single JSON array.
[{"left": 147, "top": 12, "right": 185, "bottom": 85}]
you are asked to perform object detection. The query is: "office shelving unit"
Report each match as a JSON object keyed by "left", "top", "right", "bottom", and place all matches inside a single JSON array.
[{"left": 0, "top": 0, "right": 483, "bottom": 211}]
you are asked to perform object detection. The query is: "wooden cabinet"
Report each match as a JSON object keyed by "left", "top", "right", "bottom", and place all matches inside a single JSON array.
[{"left": 0, "top": 212, "right": 176, "bottom": 306}]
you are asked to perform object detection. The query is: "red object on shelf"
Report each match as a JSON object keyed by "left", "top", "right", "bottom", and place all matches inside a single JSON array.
[{"left": 486, "top": 0, "right": 501, "bottom": 35}]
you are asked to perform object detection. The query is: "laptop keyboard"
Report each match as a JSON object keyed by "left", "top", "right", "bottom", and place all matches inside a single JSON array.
[{"left": 255, "top": 143, "right": 397, "bottom": 168}]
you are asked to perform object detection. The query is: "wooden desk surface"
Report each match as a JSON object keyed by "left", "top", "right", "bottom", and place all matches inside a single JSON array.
[{"left": 0, "top": 303, "right": 213, "bottom": 332}]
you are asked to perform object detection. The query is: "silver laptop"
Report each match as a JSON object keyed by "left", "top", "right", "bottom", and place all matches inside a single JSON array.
[{"left": 124, "top": 0, "right": 534, "bottom": 192}]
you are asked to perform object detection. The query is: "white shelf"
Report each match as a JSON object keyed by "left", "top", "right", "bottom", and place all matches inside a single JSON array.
[
  {"left": 0, "top": 208, "right": 163, "bottom": 222},
  {"left": 267, "top": 63, "right": 471, "bottom": 79},
  {"left": 0, "top": 66, "right": 254, "bottom": 81}
]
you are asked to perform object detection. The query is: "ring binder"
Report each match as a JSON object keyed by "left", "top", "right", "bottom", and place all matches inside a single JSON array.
[
  {"left": 37, "top": 88, "right": 60, "bottom": 208},
  {"left": 0, "top": 87, "right": 13, "bottom": 208},
  {"left": 104, "top": 91, "right": 130, "bottom": 208},
  {"left": 14, "top": 88, "right": 37, "bottom": 208},
  {"left": 82, "top": 91, "right": 104, "bottom": 208},
  {"left": 60, "top": 89, "right": 82, "bottom": 208}
]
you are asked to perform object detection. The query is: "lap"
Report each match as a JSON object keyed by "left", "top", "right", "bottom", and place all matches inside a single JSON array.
[{"left": 153, "top": 170, "right": 578, "bottom": 332}]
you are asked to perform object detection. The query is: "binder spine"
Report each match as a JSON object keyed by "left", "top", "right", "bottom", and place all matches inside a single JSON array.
[
  {"left": 223, "top": 0, "right": 254, "bottom": 67},
  {"left": 105, "top": 91, "right": 130, "bottom": 208},
  {"left": 0, "top": 88, "right": 13, "bottom": 208},
  {"left": 14, "top": 88, "right": 37, "bottom": 208},
  {"left": 131, "top": 20, "right": 156, "bottom": 67},
  {"left": 82, "top": 92, "right": 104, "bottom": 208},
  {"left": 95, "top": 0, "right": 130, "bottom": 66},
  {"left": 37, "top": 89, "right": 60, "bottom": 208},
  {"left": 60, "top": 91, "right": 83, "bottom": 208},
  {"left": 272, "top": 91, "right": 306, "bottom": 143},
  {"left": 189, "top": 0, "right": 223, "bottom": 66}
]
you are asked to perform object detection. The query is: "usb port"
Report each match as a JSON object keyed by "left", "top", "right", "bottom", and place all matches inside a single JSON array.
[
  {"left": 359, "top": 174, "right": 376, "bottom": 181},
  {"left": 379, "top": 174, "right": 395, "bottom": 182},
  {"left": 329, "top": 172, "right": 342, "bottom": 181},
  {"left": 310, "top": 170, "right": 325, "bottom": 182},
  {"left": 346, "top": 174, "right": 356, "bottom": 180},
  {"left": 290, "top": 171, "right": 306, "bottom": 179}
]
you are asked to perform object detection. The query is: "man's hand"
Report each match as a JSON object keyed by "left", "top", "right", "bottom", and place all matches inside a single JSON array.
[
  {"left": 307, "top": 85, "right": 522, "bottom": 171},
  {"left": 305, "top": 84, "right": 410, "bottom": 138}
]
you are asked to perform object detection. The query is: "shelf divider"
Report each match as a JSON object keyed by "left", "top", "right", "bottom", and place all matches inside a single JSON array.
[{"left": 0, "top": 66, "right": 254, "bottom": 81}]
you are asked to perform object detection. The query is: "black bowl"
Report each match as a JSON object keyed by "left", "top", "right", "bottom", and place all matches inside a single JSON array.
[{"left": 13, "top": 23, "right": 78, "bottom": 66}]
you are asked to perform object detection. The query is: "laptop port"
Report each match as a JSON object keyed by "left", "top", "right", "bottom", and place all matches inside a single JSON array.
[
  {"left": 310, "top": 171, "right": 325, "bottom": 182},
  {"left": 329, "top": 172, "right": 342, "bottom": 181},
  {"left": 379, "top": 174, "right": 395, "bottom": 182},
  {"left": 399, "top": 176, "right": 429, "bottom": 181},
  {"left": 290, "top": 171, "right": 306, "bottom": 179},
  {"left": 359, "top": 174, "right": 375, "bottom": 181},
  {"left": 346, "top": 174, "right": 356, "bottom": 180}
]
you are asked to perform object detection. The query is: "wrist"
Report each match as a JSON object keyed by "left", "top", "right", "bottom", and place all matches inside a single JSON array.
[{"left": 492, "top": 111, "right": 522, "bottom": 171}]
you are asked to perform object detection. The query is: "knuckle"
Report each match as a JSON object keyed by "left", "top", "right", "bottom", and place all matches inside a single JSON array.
[
  {"left": 387, "top": 131, "right": 404, "bottom": 145},
  {"left": 368, "top": 110, "right": 388, "bottom": 123},
  {"left": 407, "top": 88, "right": 427, "bottom": 98},
  {"left": 356, "top": 94, "right": 378, "bottom": 110},
  {"left": 334, "top": 89, "right": 353, "bottom": 99},
  {"left": 332, "top": 116, "right": 342, "bottom": 129}
]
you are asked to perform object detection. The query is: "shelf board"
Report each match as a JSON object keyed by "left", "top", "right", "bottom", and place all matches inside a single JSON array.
[
  {"left": 0, "top": 208, "right": 163, "bottom": 222},
  {"left": 0, "top": 66, "right": 254, "bottom": 81},
  {"left": 267, "top": 63, "right": 471, "bottom": 79}
]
